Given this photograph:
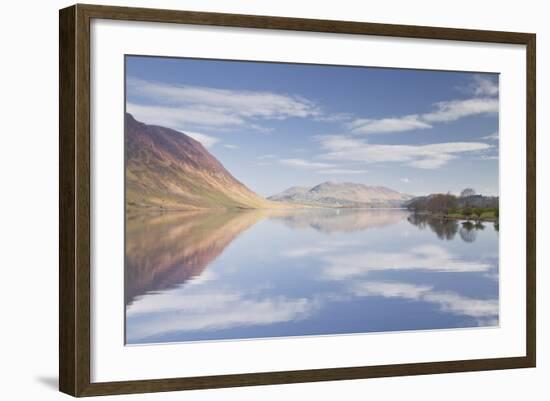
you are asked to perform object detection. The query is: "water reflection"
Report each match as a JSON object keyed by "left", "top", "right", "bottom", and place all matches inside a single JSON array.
[
  {"left": 353, "top": 281, "right": 498, "bottom": 326},
  {"left": 272, "top": 208, "right": 408, "bottom": 233},
  {"left": 406, "top": 213, "right": 491, "bottom": 243},
  {"left": 126, "top": 208, "right": 499, "bottom": 344},
  {"left": 407, "top": 214, "right": 459, "bottom": 240},
  {"left": 125, "top": 209, "right": 267, "bottom": 305}
]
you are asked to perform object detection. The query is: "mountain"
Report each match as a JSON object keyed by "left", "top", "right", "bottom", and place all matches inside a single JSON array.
[
  {"left": 125, "top": 113, "right": 275, "bottom": 210},
  {"left": 268, "top": 181, "right": 412, "bottom": 208}
]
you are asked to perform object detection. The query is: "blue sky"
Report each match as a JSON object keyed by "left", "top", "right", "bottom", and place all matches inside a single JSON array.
[{"left": 126, "top": 56, "right": 499, "bottom": 197}]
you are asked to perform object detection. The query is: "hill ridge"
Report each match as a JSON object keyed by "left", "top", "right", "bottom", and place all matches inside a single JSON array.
[
  {"left": 269, "top": 181, "right": 412, "bottom": 208},
  {"left": 125, "top": 113, "right": 274, "bottom": 210}
]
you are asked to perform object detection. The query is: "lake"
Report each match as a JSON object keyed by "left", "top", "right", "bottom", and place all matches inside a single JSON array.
[{"left": 125, "top": 208, "right": 499, "bottom": 345}]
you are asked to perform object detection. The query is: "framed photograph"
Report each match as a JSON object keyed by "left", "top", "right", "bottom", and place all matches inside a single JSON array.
[{"left": 59, "top": 4, "right": 536, "bottom": 397}]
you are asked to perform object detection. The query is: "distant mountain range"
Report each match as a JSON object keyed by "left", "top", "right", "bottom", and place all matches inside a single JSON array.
[
  {"left": 126, "top": 114, "right": 414, "bottom": 210},
  {"left": 269, "top": 182, "right": 413, "bottom": 208},
  {"left": 126, "top": 113, "right": 275, "bottom": 210}
]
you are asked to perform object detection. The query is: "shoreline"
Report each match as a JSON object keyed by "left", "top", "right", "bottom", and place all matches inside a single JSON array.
[
  {"left": 411, "top": 210, "right": 498, "bottom": 223},
  {"left": 126, "top": 204, "right": 411, "bottom": 213}
]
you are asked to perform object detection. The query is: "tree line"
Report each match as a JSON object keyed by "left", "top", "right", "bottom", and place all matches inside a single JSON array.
[{"left": 407, "top": 189, "right": 499, "bottom": 221}]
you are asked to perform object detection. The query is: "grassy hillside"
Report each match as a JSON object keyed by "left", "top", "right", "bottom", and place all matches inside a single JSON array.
[{"left": 125, "top": 113, "right": 282, "bottom": 211}]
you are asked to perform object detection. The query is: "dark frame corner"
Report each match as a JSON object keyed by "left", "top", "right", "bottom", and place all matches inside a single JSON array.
[{"left": 59, "top": 3, "right": 536, "bottom": 397}]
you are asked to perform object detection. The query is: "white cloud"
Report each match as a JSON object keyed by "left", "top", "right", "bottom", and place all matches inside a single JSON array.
[
  {"left": 347, "top": 78, "right": 499, "bottom": 135},
  {"left": 279, "top": 158, "right": 333, "bottom": 169},
  {"left": 314, "top": 112, "right": 354, "bottom": 123},
  {"left": 321, "top": 168, "right": 368, "bottom": 175},
  {"left": 469, "top": 75, "right": 499, "bottom": 97},
  {"left": 127, "top": 102, "right": 245, "bottom": 128},
  {"left": 400, "top": 178, "right": 411, "bottom": 183},
  {"left": 183, "top": 131, "right": 220, "bottom": 149},
  {"left": 422, "top": 98, "right": 499, "bottom": 123},
  {"left": 127, "top": 77, "right": 321, "bottom": 131},
  {"left": 407, "top": 153, "right": 456, "bottom": 169},
  {"left": 257, "top": 154, "right": 276, "bottom": 160},
  {"left": 223, "top": 144, "right": 239, "bottom": 149},
  {"left": 482, "top": 132, "right": 499, "bottom": 141},
  {"left": 279, "top": 158, "right": 367, "bottom": 175},
  {"left": 318, "top": 135, "right": 491, "bottom": 169},
  {"left": 348, "top": 114, "right": 431, "bottom": 134},
  {"left": 129, "top": 77, "right": 320, "bottom": 118}
]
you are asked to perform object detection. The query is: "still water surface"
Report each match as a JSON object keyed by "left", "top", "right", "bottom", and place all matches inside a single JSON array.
[{"left": 125, "top": 208, "right": 499, "bottom": 344}]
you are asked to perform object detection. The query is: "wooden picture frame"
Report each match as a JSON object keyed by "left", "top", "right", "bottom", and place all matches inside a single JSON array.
[{"left": 59, "top": 3, "right": 536, "bottom": 397}]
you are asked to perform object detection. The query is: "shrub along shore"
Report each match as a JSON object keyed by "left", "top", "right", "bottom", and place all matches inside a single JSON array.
[
  {"left": 406, "top": 192, "right": 499, "bottom": 223},
  {"left": 414, "top": 207, "right": 498, "bottom": 222}
]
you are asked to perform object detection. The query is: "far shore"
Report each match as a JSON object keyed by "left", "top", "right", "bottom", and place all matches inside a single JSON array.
[
  {"left": 126, "top": 203, "right": 413, "bottom": 214},
  {"left": 126, "top": 202, "right": 499, "bottom": 225},
  {"left": 411, "top": 210, "right": 498, "bottom": 223}
]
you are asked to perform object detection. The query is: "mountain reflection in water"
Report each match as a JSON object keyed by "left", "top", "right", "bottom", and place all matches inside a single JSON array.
[{"left": 125, "top": 208, "right": 499, "bottom": 344}]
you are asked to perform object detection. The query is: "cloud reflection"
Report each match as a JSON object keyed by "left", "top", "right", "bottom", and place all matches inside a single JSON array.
[
  {"left": 126, "top": 208, "right": 499, "bottom": 343},
  {"left": 127, "top": 285, "right": 314, "bottom": 343},
  {"left": 318, "top": 244, "right": 493, "bottom": 280},
  {"left": 353, "top": 281, "right": 498, "bottom": 320}
]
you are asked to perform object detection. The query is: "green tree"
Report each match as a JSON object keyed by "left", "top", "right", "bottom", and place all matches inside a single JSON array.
[
  {"left": 463, "top": 207, "right": 473, "bottom": 219},
  {"left": 426, "top": 193, "right": 457, "bottom": 214},
  {"left": 473, "top": 208, "right": 484, "bottom": 220},
  {"left": 460, "top": 188, "right": 476, "bottom": 197}
]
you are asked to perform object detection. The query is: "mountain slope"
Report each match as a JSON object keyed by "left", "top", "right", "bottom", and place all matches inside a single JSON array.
[
  {"left": 125, "top": 113, "right": 273, "bottom": 210},
  {"left": 269, "top": 181, "right": 412, "bottom": 208}
]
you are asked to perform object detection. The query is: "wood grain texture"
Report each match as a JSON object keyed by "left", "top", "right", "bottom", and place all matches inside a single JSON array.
[
  {"left": 59, "top": 3, "right": 536, "bottom": 397},
  {"left": 525, "top": 34, "right": 536, "bottom": 367},
  {"left": 59, "top": 5, "right": 76, "bottom": 396},
  {"left": 77, "top": 357, "right": 533, "bottom": 396},
  {"left": 78, "top": 3, "right": 533, "bottom": 43}
]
